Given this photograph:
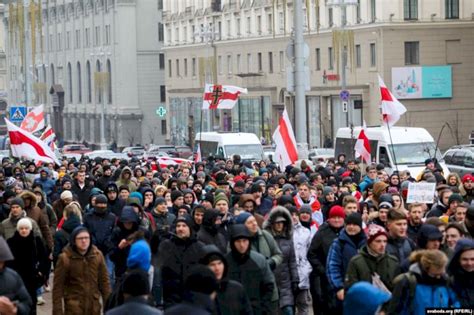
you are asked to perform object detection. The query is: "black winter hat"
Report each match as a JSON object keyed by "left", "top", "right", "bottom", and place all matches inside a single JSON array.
[
  {"left": 229, "top": 224, "right": 251, "bottom": 241},
  {"left": 345, "top": 212, "right": 363, "bottom": 228},
  {"left": 278, "top": 195, "right": 295, "bottom": 206},
  {"left": 122, "top": 269, "right": 150, "bottom": 296},
  {"left": 250, "top": 183, "right": 262, "bottom": 194},
  {"left": 2, "top": 189, "right": 16, "bottom": 201},
  {"left": 175, "top": 214, "right": 193, "bottom": 228},
  {"left": 154, "top": 197, "right": 166, "bottom": 206},
  {"left": 95, "top": 194, "right": 108, "bottom": 204},
  {"left": 417, "top": 224, "right": 443, "bottom": 249},
  {"left": 185, "top": 265, "right": 218, "bottom": 294},
  {"left": 171, "top": 190, "right": 183, "bottom": 202},
  {"left": 466, "top": 205, "right": 474, "bottom": 221}
]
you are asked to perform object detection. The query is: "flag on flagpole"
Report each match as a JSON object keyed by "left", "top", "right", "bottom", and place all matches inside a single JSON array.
[
  {"left": 39, "top": 125, "right": 57, "bottom": 150},
  {"left": 272, "top": 108, "right": 298, "bottom": 168},
  {"left": 354, "top": 121, "right": 371, "bottom": 163},
  {"left": 5, "top": 118, "right": 60, "bottom": 165},
  {"left": 20, "top": 104, "right": 45, "bottom": 133},
  {"left": 378, "top": 75, "right": 407, "bottom": 127},
  {"left": 202, "top": 84, "right": 248, "bottom": 109},
  {"left": 194, "top": 144, "right": 202, "bottom": 163}
]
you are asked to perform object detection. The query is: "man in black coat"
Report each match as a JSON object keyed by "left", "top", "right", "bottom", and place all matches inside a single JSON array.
[
  {"left": 71, "top": 170, "right": 92, "bottom": 209},
  {"left": 197, "top": 209, "right": 227, "bottom": 254},
  {"left": 0, "top": 236, "right": 32, "bottom": 315},
  {"left": 225, "top": 224, "right": 275, "bottom": 315},
  {"left": 105, "top": 183, "right": 126, "bottom": 218},
  {"left": 158, "top": 215, "right": 204, "bottom": 309}
]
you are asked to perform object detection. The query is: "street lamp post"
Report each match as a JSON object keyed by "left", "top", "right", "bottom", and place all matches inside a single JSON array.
[{"left": 91, "top": 48, "right": 111, "bottom": 150}]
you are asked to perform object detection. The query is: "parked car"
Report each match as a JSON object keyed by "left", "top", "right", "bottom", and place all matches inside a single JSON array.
[
  {"left": 143, "top": 149, "right": 170, "bottom": 160},
  {"left": 122, "top": 146, "right": 145, "bottom": 158},
  {"left": 84, "top": 150, "right": 128, "bottom": 161},
  {"left": 308, "top": 148, "right": 335, "bottom": 165},
  {"left": 442, "top": 145, "right": 474, "bottom": 177},
  {"left": 148, "top": 145, "right": 178, "bottom": 157},
  {"left": 62, "top": 144, "right": 92, "bottom": 155},
  {"left": 175, "top": 146, "right": 193, "bottom": 159}
]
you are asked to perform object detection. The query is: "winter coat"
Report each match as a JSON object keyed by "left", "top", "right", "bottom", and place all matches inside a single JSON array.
[
  {"left": 197, "top": 209, "right": 227, "bottom": 254},
  {"left": 386, "top": 236, "right": 417, "bottom": 263},
  {"left": 292, "top": 222, "right": 312, "bottom": 289},
  {"left": 387, "top": 263, "right": 460, "bottom": 315},
  {"left": 33, "top": 174, "right": 56, "bottom": 198},
  {"left": 0, "top": 266, "right": 32, "bottom": 315},
  {"left": 53, "top": 215, "right": 82, "bottom": 266},
  {"left": 359, "top": 175, "right": 375, "bottom": 192},
  {"left": 447, "top": 238, "right": 474, "bottom": 308},
  {"left": 426, "top": 200, "right": 448, "bottom": 218},
  {"left": 344, "top": 245, "right": 401, "bottom": 291},
  {"left": 53, "top": 244, "right": 111, "bottom": 315},
  {"left": 115, "top": 167, "right": 137, "bottom": 192},
  {"left": 326, "top": 229, "right": 367, "bottom": 291},
  {"left": 96, "top": 175, "right": 113, "bottom": 192},
  {"left": 164, "top": 291, "right": 214, "bottom": 315},
  {"left": 256, "top": 196, "right": 273, "bottom": 216},
  {"left": 52, "top": 199, "right": 68, "bottom": 221},
  {"left": 307, "top": 222, "right": 342, "bottom": 276},
  {"left": 263, "top": 206, "right": 299, "bottom": 308},
  {"left": 226, "top": 249, "right": 275, "bottom": 315},
  {"left": 20, "top": 191, "right": 54, "bottom": 250},
  {"left": 407, "top": 222, "right": 422, "bottom": 243},
  {"left": 106, "top": 296, "right": 163, "bottom": 315},
  {"left": 84, "top": 209, "right": 116, "bottom": 256},
  {"left": 71, "top": 181, "right": 92, "bottom": 209},
  {"left": 0, "top": 211, "right": 41, "bottom": 241}
]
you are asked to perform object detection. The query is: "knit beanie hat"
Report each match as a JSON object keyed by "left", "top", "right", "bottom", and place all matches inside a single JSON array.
[
  {"left": 323, "top": 186, "right": 333, "bottom": 197},
  {"left": 299, "top": 204, "right": 312, "bottom": 215},
  {"left": 10, "top": 197, "right": 25, "bottom": 209},
  {"left": 345, "top": 212, "right": 363, "bottom": 228},
  {"left": 60, "top": 190, "right": 73, "bottom": 200},
  {"left": 213, "top": 193, "right": 229, "bottom": 207},
  {"left": 171, "top": 190, "right": 183, "bottom": 202},
  {"left": 366, "top": 224, "right": 388, "bottom": 244},
  {"left": 126, "top": 239, "right": 151, "bottom": 272},
  {"left": 122, "top": 269, "right": 150, "bottom": 296},
  {"left": 235, "top": 212, "right": 252, "bottom": 224},
  {"left": 329, "top": 205, "right": 345, "bottom": 219},
  {"left": 16, "top": 218, "right": 33, "bottom": 231},
  {"left": 95, "top": 194, "right": 108, "bottom": 205},
  {"left": 448, "top": 193, "right": 463, "bottom": 205}
]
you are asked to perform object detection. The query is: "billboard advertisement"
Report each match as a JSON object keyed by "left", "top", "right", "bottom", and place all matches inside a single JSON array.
[{"left": 392, "top": 66, "right": 452, "bottom": 99}]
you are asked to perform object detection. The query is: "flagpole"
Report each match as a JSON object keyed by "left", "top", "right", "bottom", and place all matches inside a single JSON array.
[{"left": 386, "top": 123, "right": 399, "bottom": 174}]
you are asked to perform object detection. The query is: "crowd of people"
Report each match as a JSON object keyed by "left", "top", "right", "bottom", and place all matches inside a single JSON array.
[{"left": 0, "top": 153, "right": 473, "bottom": 315}]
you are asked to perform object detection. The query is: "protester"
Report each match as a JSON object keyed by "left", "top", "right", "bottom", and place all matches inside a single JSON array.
[{"left": 447, "top": 238, "right": 474, "bottom": 308}]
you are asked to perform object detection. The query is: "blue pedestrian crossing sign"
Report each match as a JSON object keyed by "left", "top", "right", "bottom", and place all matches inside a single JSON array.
[{"left": 9, "top": 106, "right": 27, "bottom": 122}]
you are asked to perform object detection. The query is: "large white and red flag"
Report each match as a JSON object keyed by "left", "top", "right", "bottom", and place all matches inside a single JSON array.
[
  {"left": 6, "top": 118, "right": 60, "bottom": 165},
  {"left": 378, "top": 75, "right": 407, "bottom": 127},
  {"left": 272, "top": 108, "right": 298, "bottom": 168},
  {"left": 157, "top": 156, "right": 193, "bottom": 169},
  {"left": 20, "top": 104, "right": 45, "bottom": 133},
  {"left": 202, "top": 84, "right": 248, "bottom": 109},
  {"left": 354, "top": 121, "right": 371, "bottom": 163},
  {"left": 40, "top": 125, "right": 57, "bottom": 150}
]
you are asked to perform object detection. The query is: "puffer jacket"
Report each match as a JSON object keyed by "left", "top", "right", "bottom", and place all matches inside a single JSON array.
[
  {"left": 386, "top": 236, "right": 417, "bottom": 263},
  {"left": 447, "top": 238, "right": 474, "bottom": 308},
  {"left": 263, "top": 206, "right": 299, "bottom": 308},
  {"left": 84, "top": 209, "right": 116, "bottom": 256},
  {"left": 326, "top": 229, "right": 367, "bottom": 291},
  {"left": 53, "top": 244, "right": 111, "bottom": 315},
  {"left": 359, "top": 175, "right": 375, "bottom": 192},
  {"left": 293, "top": 221, "right": 312, "bottom": 289}
]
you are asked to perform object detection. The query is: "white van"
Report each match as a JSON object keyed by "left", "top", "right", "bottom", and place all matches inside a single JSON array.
[
  {"left": 195, "top": 132, "right": 264, "bottom": 161},
  {"left": 335, "top": 126, "right": 450, "bottom": 176}
]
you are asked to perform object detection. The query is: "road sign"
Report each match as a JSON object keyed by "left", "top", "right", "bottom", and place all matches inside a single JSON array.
[
  {"left": 156, "top": 106, "right": 167, "bottom": 117},
  {"left": 286, "top": 41, "right": 310, "bottom": 61},
  {"left": 9, "top": 106, "right": 27, "bottom": 122},
  {"left": 342, "top": 101, "right": 348, "bottom": 113},
  {"left": 340, "top": 90, "right": 350, "bottom": 101}
]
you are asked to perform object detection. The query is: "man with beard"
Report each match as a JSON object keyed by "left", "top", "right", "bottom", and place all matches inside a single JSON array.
[
  {"left": 230, "top": 180, "right": 246, "bottom": 207},
  {"left": 407, "top": 203, "right": 424, "bottom": 242},
  {"left": 191, "top": 180, "right": 204, "bottom": 201}
]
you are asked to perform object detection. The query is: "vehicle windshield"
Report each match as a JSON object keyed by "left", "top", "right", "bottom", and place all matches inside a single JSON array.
[
  {"left": 224, "top": 145, "right": 263, "bottom": 160},
  {"left": 390, "top": 142, "right": 443, "bottom": 165}
]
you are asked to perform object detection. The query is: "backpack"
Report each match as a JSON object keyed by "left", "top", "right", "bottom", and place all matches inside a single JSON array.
[{"left": 393, "top": 272, "right": 417, "bottom": 314}]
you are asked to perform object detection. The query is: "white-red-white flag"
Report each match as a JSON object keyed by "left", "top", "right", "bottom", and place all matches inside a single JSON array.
[
  {"left": 202, "top": 84, "right": 248, "bottom": 109},
  {"left": 354, "top": 121, "right": 371, "bottom": 163},
  {"left": 20, "top": 104, "right": 45, "bottom": 133},
  {"left": 272, "top": 108, "right": 298, "bottom": 168},
  {"left": 378, "top": 75, "right": 407, "bottom": 127},
  {"left": 194, "top": 144, "right": 202, "bottom": 163},
  {"left": 39, "top": 124, "right": 57, "bottom": 150},
  {"left": 157, "top": 156, "right": 193, "bottom": 169},
  {"left": 6, "top": 118, "right": 60, "bottom": 165}
]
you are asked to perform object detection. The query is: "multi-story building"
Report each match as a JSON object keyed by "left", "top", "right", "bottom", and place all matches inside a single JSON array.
[
  {"left": 3, "top": 0, "right": 166, "bottom": 148},
  {"left": 0, "top": 4, "right": 7, "bottom": 134},
  {"left": 163, "top": 0, "right": 474, "bottom": 150}
]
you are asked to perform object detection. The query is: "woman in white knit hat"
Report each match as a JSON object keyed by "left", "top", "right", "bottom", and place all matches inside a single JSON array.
[{"left": 6, "top": 218, "right": 49, "bottom": 315}]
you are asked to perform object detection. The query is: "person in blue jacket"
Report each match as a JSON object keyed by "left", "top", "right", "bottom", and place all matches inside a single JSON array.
[{"left": 387, "top": 249, "right": 460, "bottom": 315}]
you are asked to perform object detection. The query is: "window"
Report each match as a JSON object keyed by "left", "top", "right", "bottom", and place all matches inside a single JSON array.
[
  {"left": 161, "top": 120, "right": 166, "bottom": 135},
  {"left": 236, "top": 18, "right": 241, "bottom": 35},
  {"left": 105, "top": 25, "right": 111, "bottom": 45},
  {"left": 86, "top": 61, "right": 91, "bottom": 103},
  {"left": 226, "top": 19, "right": 231, "bottom": 36},
  {"left": 75, "top": 30, "right": 81, "bottom": 48},
  {"left": 268, "top": 52, "right": 273, "bottom": 73},
  {"left": 96, "top": 60, "right": 102, "bottom": 103},
  {"left": 257, "top": 53, "right": 262, "bottom": 72},
  {"left": 66, "top": 31, "right": 71, "bottom": 50},
  {"left": 279, "top": 12, "right": 284, "bottom": 31},
  {"left": 183, "top": 26, "right": 187, "bottom": 42},
  {"left": 168, "top": 59, "right": 172, "bottom": 77},
  {"left": 218, "top": 56, "right": 222, "bottom": 74},
  {"left": 107, "top": 60, "right": 112, "bottom": 104},
  {"left": 328, "top": 47, "right": 333, "bottom": 70},
  {"left": 160, "top": 85, "right": 166, "bottom": 103},
  {"left": 237, "top": 54, "right": 241, "bottom": 73},
  {"left": 191, "top": 25, "right": 195, "bottom": 43},
  {"left": 95, "top": 26, "right": 101, "bottom": 46},
  {"left": 446, "top": 0, "right": 459, "bottom": 19},
  {"left": 246, "top": 17, "right": 251, "bottom": 34},
  {"left": 227, "top": 55, "right": 232, "bottom": 74},
  {"left": 370, "top": 43, "right": 376, "bottom": 67},
  {"left": 85, "top": 28, "right": 91, "bottom": 47},
  {"left": 247, "top": 53, "right": 252, "bottom": 72},
  {"left": 267, "top": 14, "right": 273, "bottom": 33},
  {"left": 404, "top": 41, "right": 419, "bottom": 65},
  {"left": 404, "top": 0, "right": 418, "bottom": 20},
  {"left": 217, "top": 22, "right": 221, "bottom": 40},
  {"left": 57, "top": 32, "right": 62, "bottom": 50},
  {"left": 77, "top": 62, "right": 82, "bottom": 103},
  {"left": 159, "top": 54, "right": 165, "bottom": 70},
  {"left": 67, "top": 63, "right": 73, "bottom": 103},
  {"left": 328, "top": 8, "right": 333, "bottom": 26},
  {"left": 50, "top": 34, "right": 54, "bottom": 51},
  {"left": 51, "top": 64, "right": 55, "bottom": 84},
  {"left": 257, "top": 15, "right": 262, "bottom": 34},
  {"left": 370, "top": 0, "right": 376, "bottom": 22},
  {"left": 176, "top": 59, "right": 180, "bottom": 76},
  {"left": 192, "top": 58, "right": 196, "bottom": 76},
  {"left": 279, "top": 51, "right": 284, "bottom": 72},
  {"left": 175, "top": 27, "right": 179, "bottom": 43},
  {"left": 356, "top": 0, "right": 361, "bottom": 23},
  {"left": 355, "top": 45, "right": 361, "bottom": 68},
  {"left": 315, "top": 48, "right": 321, "bottom": 70},
  {"left": 157, "top": 0, "right": 163, "bottom": 10}
]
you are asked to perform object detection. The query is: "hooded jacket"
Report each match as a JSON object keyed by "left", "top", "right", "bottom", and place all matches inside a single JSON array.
[
  {"left": 447, "top": 238, "right": 474, "bottom": 308},
  {"left": 84, "top": 206, "right": 116, "bottom": 256},
  {"left": 115, "top": 167, "right": 137, "bottom": 192},
  {"left": 20, "top": 190, "right": 54, "bottom": 250},
  {"left": 105, "top": 183, "right": 126, "bottom": 217},
  {"left": 33, "top": 168, "right": 56, "bottom": 197},
  {"left": 197, "top": 209, "right": 227, "bottom": 254},
  {"left": 263, "top": 206, "right": 299, "bottom": 308}
]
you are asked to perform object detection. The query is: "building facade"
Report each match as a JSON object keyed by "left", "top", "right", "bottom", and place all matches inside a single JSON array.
[
  {"left": 163, "top": 0, "right": 474, "bottom": 150},
  {"left": 3, "top": 0, "right": 166, "bottom": 148},
  {"left": 0, "top": 4, "right": 7, "bottom": 134}
]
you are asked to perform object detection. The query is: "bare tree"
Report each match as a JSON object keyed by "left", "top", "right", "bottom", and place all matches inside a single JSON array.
[
  {"left": 148, "top": 127, "right": 158, "bottom": 145},
  {"left": 448, "top": 112, "right": 462, "bottom": 145}
]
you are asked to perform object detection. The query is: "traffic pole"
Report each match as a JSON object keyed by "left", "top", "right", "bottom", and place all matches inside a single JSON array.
[{"left": 294, "top": 0, "right": 307, "bottom": 154}]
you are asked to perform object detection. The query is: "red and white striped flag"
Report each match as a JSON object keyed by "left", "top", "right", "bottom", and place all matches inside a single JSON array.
[
  {"left": 378, "top": 75, "right": 407, "bottom": 127},
  {"left": 354, "top": 121, "right": 371, "bottom": 163},
  {"left": 272, "top": 108, "right": 298, "bottom": 168},
  {"left": 20, "top": 104, "right": 45, "bottom": 133},
  {"left": 39, "top": 125, "right": 57, "bottom": 150},
  {"left": 157, "top": 156, "right": 193, "bottom": 169},
  {"left": 5, "top": 118, "right": 60, "bottom": 165},
  {"left": 194, "top": 144, "right": 202, "bottom": 163},
  {"left": 202, "top": 84, "right": 248, "bottom": 109}
]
